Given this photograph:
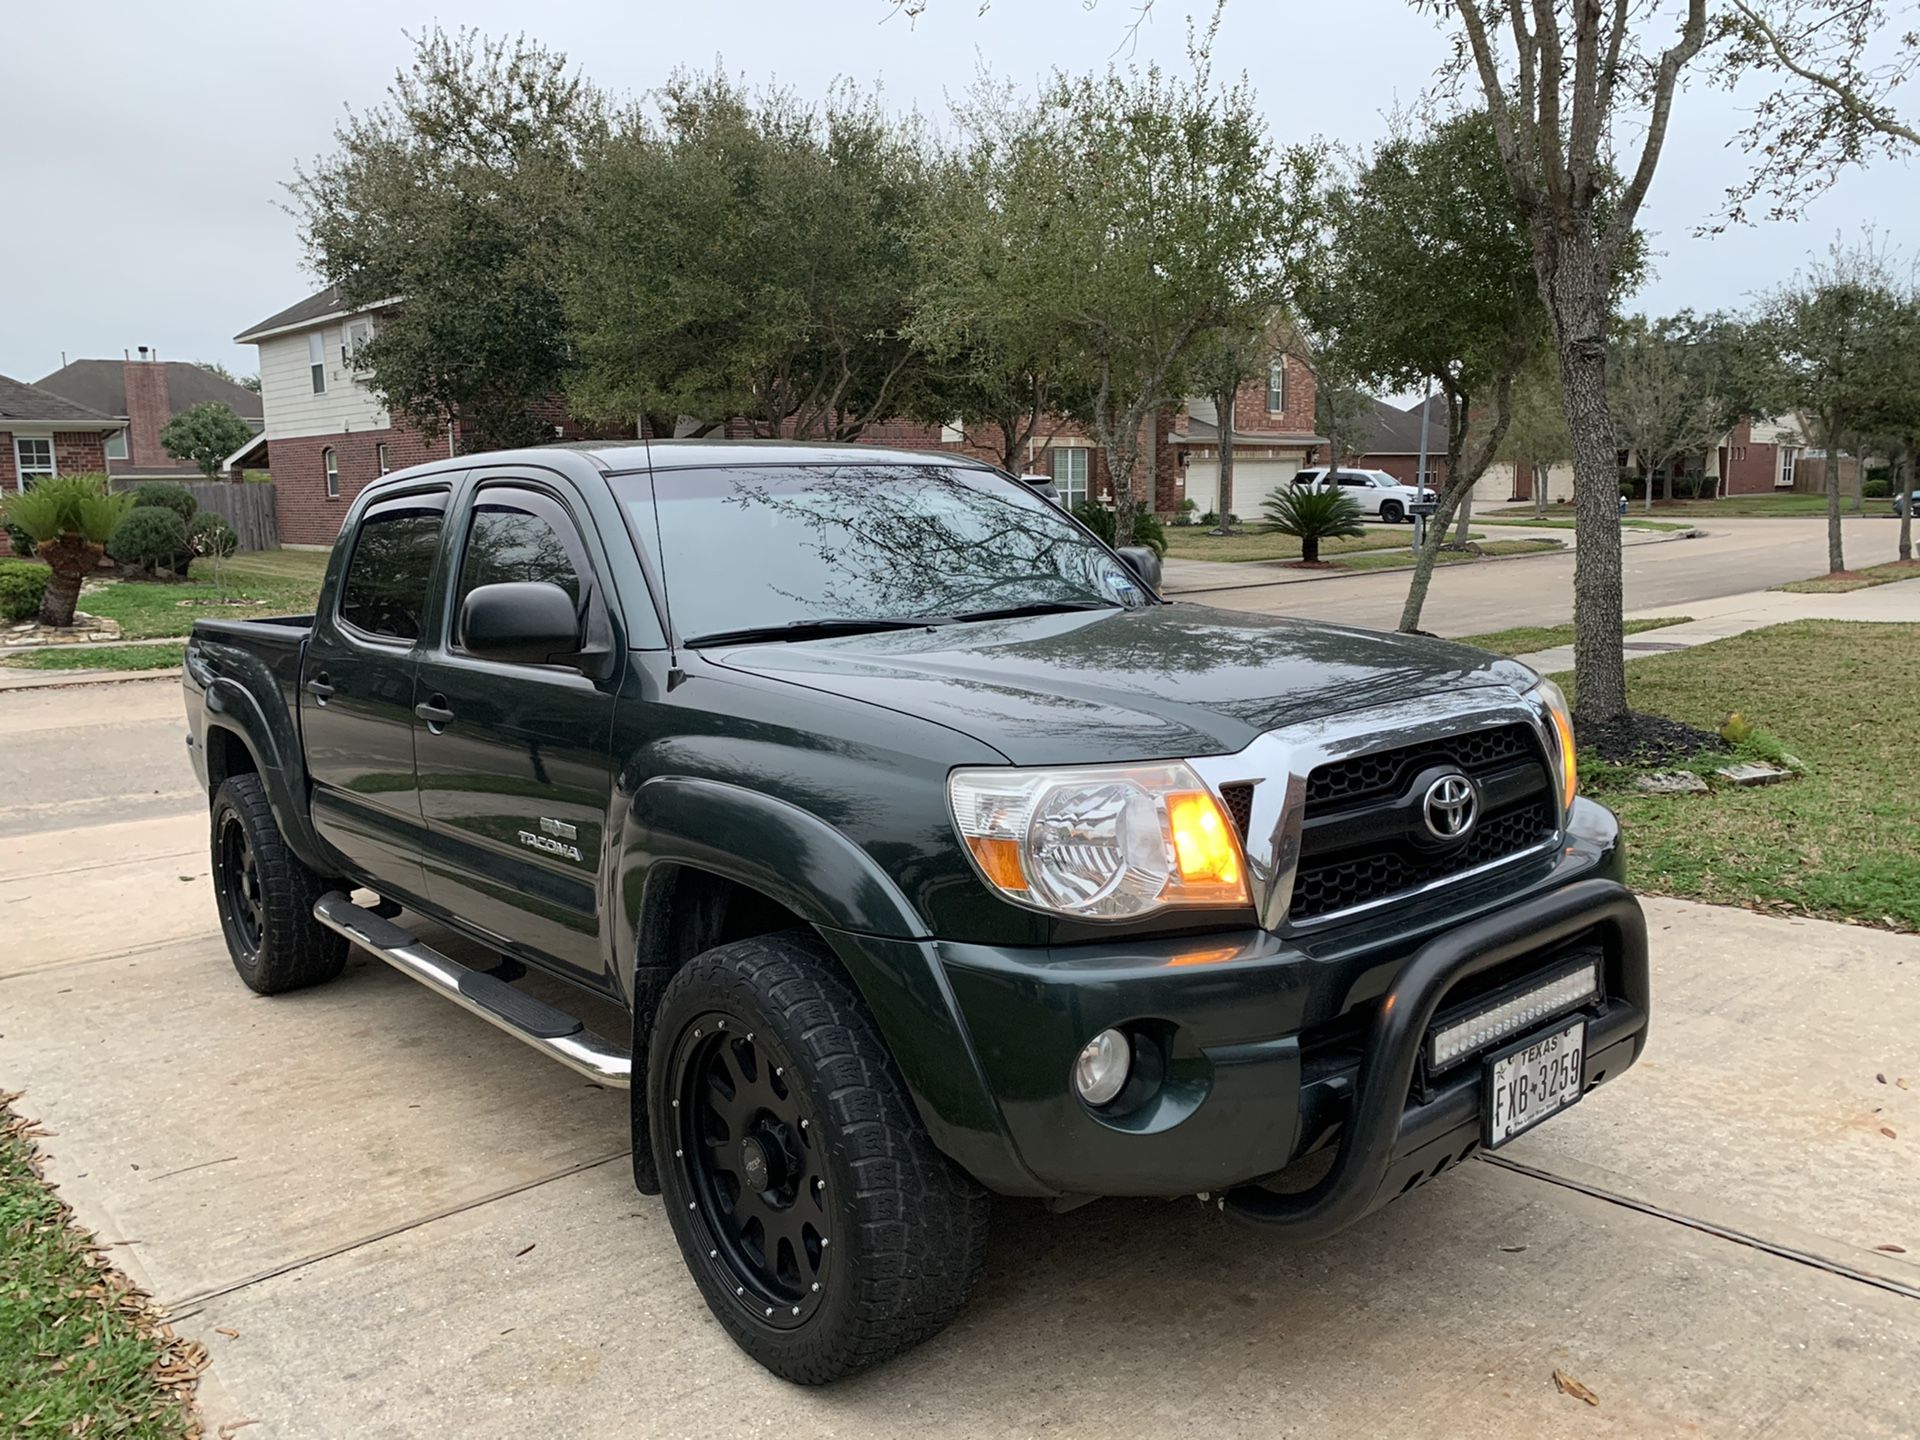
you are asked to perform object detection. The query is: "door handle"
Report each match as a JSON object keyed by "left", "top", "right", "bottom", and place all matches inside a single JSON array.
[
  {"left": 304, "top": 674, "right": 335, "bottom": 703},
  {"left": 414, "top": 695, "right": 455, "bottom": 732}
]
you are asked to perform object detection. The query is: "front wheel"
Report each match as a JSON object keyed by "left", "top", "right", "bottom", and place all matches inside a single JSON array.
[
  {"left": 649, "top": 931, "right": 990, "bottom": 1383},
  {"left": 1379, "top": 499, "right": 1405, "bottom": 524}
]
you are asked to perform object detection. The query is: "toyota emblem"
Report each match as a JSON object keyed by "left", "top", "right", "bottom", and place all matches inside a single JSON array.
[{"left": 1421, "top": 773, "right": 1479, "bottom": 841}]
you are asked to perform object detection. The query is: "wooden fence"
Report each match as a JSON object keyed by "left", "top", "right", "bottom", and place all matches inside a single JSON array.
[{"left": 111, "top": 479, "right": 278, "bottom": 551}]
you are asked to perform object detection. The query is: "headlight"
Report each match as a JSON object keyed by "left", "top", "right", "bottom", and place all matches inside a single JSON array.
[
  {"left": 948, "top": 761, "right": 1250, "bottom": 919},
  {"left": 1529, "top": 677, "right": 1578, "bottom": 816}
]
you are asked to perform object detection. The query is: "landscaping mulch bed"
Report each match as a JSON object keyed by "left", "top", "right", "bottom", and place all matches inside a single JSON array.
[{"left": 1574, "top": 710, "right": 1728, "bottom": 767}]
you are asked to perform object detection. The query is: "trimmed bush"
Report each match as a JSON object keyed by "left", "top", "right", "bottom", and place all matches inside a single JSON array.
[
  {"left": 187, "top": 511, "right": 239, "bottom": 559},
  {"left": 1070, "top": 501, "right": 1168, "bottom": 558},
  {"left": 108, "top": 505, "right": 190, "bottom": 574},
  {"left": 0, "top": 560, "right": 50, "bottom": 621},
  {"left": 131, "top": 482, "right": 198, "bottom": 523},
  {"left": 6, "top": 523, "right": 33, "bottom": 558}
]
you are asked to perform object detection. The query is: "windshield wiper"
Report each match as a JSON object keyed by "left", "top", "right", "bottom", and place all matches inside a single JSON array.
[
  {"left": 684, "top": 617, "right": 937, "bottom": 649},
  {"left": 933, "top": 598, "right": 1123, "bottom": 624}
]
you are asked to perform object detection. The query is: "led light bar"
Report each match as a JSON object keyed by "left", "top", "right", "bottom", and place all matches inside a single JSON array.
[{"left": 1428, "top": 960, "right": 1601, "bottom": 1070}]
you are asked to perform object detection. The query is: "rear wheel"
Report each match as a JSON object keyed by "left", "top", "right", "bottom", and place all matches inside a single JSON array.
[
  {"left": 211, "top": 774, "right": 347, "bottom": 995},
  {"left": 1379, "top": 499, "right": 1405, "bottom": 524},
  {"left": 649, "top": 930, "right": 990, "bottom": 1383}
]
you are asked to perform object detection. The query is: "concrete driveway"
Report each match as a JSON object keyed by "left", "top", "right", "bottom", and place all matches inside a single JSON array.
[{"left": 3, "top": 680, "right": 1917, "bottom": 1438}]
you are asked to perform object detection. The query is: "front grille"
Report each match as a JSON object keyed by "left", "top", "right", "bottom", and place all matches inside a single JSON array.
[
  {"left": 1218, "top": 781, "right": 1255, "bottom": 840},
  {"left": 1287, "top": 722, "right": 1558, "bottom": 924},
  {"left": 1305, "top": 723, "right": 1536, "bottom": 809}
]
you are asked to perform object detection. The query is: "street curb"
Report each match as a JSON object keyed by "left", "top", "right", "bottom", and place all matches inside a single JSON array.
[
  {"left": 1163, "top": 526, "right": 1702, "bottom": 599},
  {"left": 0, "top": 667, "right": 181, "bottom": 693}
]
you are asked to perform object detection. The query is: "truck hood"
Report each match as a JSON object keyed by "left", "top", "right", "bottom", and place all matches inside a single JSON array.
[{"left": 704, "top": 603, "right": 1537, "bottom": 764}]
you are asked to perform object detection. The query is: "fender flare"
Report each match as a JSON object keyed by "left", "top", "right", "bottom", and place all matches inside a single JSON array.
[{"left": 201, "top": 678, "right": 336, "bottom": 876}]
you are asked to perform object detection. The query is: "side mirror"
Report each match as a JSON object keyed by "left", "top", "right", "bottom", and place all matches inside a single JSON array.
[
  {"left": 1115, "top": 545, "right": 1162, "bottom": 593},
  {"left": 460, "top": 581, "right": 583, "bottom": 666}
]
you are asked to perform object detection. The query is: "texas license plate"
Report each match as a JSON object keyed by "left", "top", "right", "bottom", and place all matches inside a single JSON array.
[{"left": 1485, "top": 1019, "right": 1586, "bottom": 1147}]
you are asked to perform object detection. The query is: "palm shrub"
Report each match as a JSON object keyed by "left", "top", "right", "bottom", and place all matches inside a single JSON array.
[
  {"left": 109, "top": 506, "right": 190, "bottom": 577},
  {"left": 0, "top": 560, "right": 50, "bottom": 621},
  {"left": 2, "top": 475, "right": 134, "bottom": 626},
  {"left": 1261, "top": 484, "right": 1366, "bottom": 564}
]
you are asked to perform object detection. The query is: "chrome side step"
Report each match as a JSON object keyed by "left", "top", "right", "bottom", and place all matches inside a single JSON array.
[{"left": 314, "top": 892, "right": 632, "bottom": 1088}]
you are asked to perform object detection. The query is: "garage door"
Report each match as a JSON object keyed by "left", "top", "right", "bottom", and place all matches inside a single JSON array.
[{"left": 1183, "top": 458, "right": 1298, "bottom": 520}]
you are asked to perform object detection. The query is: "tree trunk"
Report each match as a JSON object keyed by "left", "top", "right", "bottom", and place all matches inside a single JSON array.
[
  {"left": 1397, "top": 480, "right": 1469, "bottom": 632},
  {"left": 1451, "top": 488, "right": 1474, "bottom": 545},
  {"left": 1532, "top": 460, "right": 1548, "bottom": 517},
  {"left": 35, "top": 538, "right": 98, "bottom": 628},
  {"left": 1558, "top": 325, "right": 1629, "bottom": 726},
  {"left": 1850, "top": 448, "right": 1863, "bottom": 514},
  {"left": 1302, "top": 533, "right": 1320, "bottom": 564},
  {"left": 1213, "top": 390, "right": 1236, "bottom": 532},
  {"left": 1824, "top": 413, "right": 1846, "bottom": 573},
  {"left": 1899, "top": 451, "right": 1914, "bottom": 562}
]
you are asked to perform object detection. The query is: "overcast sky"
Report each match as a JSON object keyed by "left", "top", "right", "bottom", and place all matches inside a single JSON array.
[{"left": 3, "top": 0, "right": 1910, "bottom": 388}]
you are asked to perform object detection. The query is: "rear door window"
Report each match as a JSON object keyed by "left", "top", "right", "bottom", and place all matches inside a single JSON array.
[{"left": 337, "top": 493, "right": 448, "bottom": 642}]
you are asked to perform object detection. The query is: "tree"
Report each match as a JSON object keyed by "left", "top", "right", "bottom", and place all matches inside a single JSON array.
[
  {"left": 1659, "top": 311, "right": 1780, "bottom": 497},
  {"left": 194, "top": 360, "right": 260, "bottom": 394},
  {"left": 1756, "top": 241, "right": 1905, "bottom": 572},
  {"left": 290, "top": 28, "right": 607, "bottom": 451},
  {"left": 161, "top": 403, "right": 256, "bottom": 479},
  {"left": 1609, "top": 318, "right": 1728, "bottom": 508},
  {"left": 567, "top": 72, "right": 933, "bottom": 442},
  {"left": 1855, "top": 286, "right": 1920, "bottom": 565},
  {"left": 1, "top": 476, "right": 134, "bottom": 626},
  {"left": 1292, "top": 111, "right": 1544, "bottom": 634},
  {"left": 977, "top": 46, "right": 1292, "bottom": 546},
  {"left": 1497, "top": 352, "right": 1573, "bottom": 516},
  {"left": 1184, "top": 320, "right": 1272, "bottom": 531},
  {"left": 907, "top": 101, "right": 1090, "bottom": 472},
  {"left": 1261, "top": 484, "right": 1366, "bottom": 564}
]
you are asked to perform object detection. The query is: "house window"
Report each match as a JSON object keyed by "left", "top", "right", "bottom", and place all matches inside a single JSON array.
[
  {"left": 344, "top": 318, "right": 374, "bottom": 371},
  {"left": 323, "top": 446, "right": 340, "bottom": 499},
  {"left": 308, "top": 332, "right": 328, "bottom": 395},
  {"left": 1050, "top": 447, "right": 1090, "bottom": 509},
  {"left": 1266, "top": 361, "right": 1287, "bottom": 414},
  {"left": 1779, "top": 447, "right": 1798, "bottom": 490},
  {"left": 105, "top": 429, "right": 129, "bottom": 461},
  {"left": 13, "top": 437, "right": 55, "bottom": 488},
  {"left": 376, "top": 442, "right": 390, "bottom": 476}
]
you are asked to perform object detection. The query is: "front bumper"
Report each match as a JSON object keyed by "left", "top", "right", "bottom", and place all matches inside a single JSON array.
[{"left": 885, "top": 798, "right": 1648, "bottom": 1236}]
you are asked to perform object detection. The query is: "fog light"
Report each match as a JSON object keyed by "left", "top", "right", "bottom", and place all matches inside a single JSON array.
[{"left": 1073, "top": 1028, "right": 1132, "bottom": 1106}]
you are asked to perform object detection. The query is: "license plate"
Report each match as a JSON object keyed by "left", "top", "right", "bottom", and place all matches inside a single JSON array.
[{"left": 1484, "top": 1019, "right": 1586, "bottom": 1147}]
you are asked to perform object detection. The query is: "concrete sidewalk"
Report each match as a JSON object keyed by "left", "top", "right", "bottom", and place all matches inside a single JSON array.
[
  {"left": 1512, "top": 575, "right": 1920, "bottom": 671},
  {"left": 4, "top": 804, "right": 1917, "bottom": 1436}
]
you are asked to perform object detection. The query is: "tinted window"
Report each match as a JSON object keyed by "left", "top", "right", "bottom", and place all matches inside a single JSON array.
[
  {"left": 620, "top": 463, "right": 1151, "bottom": 644},
  {"left": 457, "top": 489, "right": 588, "bottom": 620},
  {"left": 337, "top": 495, "right": 446, "bottom": 641}
]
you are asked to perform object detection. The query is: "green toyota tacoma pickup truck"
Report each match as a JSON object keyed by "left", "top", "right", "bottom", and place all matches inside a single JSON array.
[{"left": 182, "top": 441, "right": 1648, "bottom": 1383}]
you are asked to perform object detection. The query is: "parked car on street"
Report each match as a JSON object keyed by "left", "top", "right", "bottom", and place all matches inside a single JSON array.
[
  {"left": 1892, "top": 489, "right": 1920, "bottom": 517},
  {"left": 182, "top": 441, "right": 1648, "bottom": 1384},
  {"left": 1293, "top": 466, "right": 1437, "bottom": 524}
]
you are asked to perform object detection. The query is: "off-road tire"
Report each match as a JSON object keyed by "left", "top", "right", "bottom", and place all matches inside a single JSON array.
[
  {"left": 211, "top": 774, "right": 348, "bottom": 995},
  {"left": 1380, "top": 499, "right": 1405, "bottom": 524},
  {"left": 650, "top": 930, "right": 991, "bottom": 1383}
]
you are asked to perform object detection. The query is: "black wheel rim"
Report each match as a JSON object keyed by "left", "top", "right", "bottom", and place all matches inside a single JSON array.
[
  {"left": 217, "top": 813, "right": 264, "bottom": 956},
  {"left": 672, "top": 1017, "right": 829, "bottom": 1329}
]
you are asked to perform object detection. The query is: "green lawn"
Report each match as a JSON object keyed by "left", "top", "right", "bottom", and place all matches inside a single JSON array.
[
  {"left": 1162, "top": 525, "right": 1423, "bottom": 564},
  {"left": 1510, "top": 495, "right": 1839, "bottom": 519},
  {"left": 78, "top": 549, "right": 326, "bottom": 640},
  {"left": 1559, "top": 620, "right": 1920, "bottom": 930},
  {"left": 1, "top": 1101, "right": 196, "bottom": 1438},
  {"left": 1771, "top": 559, "right": 1920, "bottom": 594},
  {"left": 0, "top": 642, "right": 186, "bottom": 673},
  {"left": 1454, "top": 614, "right": 1693, "bottom": 656}
]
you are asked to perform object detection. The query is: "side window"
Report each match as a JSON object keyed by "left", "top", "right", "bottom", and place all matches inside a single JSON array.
[
  {"left": 455, "top": 487, "right": 590, "bottom": 646},
  {"left": 1339, "top": 474, "right": 1369, "bottom": 488},
  {"left": 337, "top": 495, "right": 447, "bottom": 642}
]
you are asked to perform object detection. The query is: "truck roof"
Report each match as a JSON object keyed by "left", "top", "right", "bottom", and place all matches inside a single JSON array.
[{"left": 560, "top": 438, "right": 1001, "bottom": 474}]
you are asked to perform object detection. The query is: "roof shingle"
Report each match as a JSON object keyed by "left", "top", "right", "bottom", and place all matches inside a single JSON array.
[{"left": 0, "top": 374, "right": 123, "bottom": 427}]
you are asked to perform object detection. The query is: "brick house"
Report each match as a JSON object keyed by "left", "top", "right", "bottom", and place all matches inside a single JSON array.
[
  {"left": 35, "top": 354, "right": 262, "bottom": 482},
  {"left": 0, "top": 374, "right": 128, "bottom": 491}
]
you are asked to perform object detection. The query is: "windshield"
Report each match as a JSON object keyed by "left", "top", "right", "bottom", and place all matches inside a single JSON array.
[{"left": 618, "top": 462, "right": 1153, "bottom": 644}]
